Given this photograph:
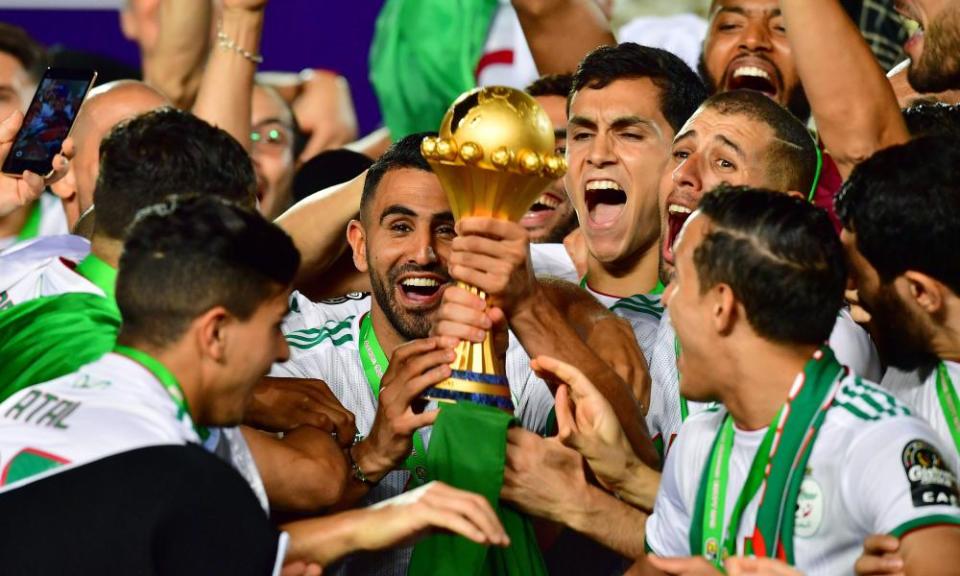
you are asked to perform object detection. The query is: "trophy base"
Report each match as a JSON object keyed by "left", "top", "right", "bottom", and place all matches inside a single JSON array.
[{"left": 422, "top": 370, "right": 514, "bottom": 411}]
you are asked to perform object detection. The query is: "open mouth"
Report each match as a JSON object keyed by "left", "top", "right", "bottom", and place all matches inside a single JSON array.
[
  {"left": 726, "top": 63, "right": 779, "bottom": 99},
  {"left": 585, "top": 179, "right": 627, "bottom": 227},
  {"left": 664, "top": 204, "right": 693, "bottom": 263},
  {"left": 521, "top": 193, "right": 563, "bottom": 229},
  {"left": 895, "top": 1, "right": 925, "bottom": 52},
  {"left": 396, "top": 274, "right": 448, "bottom": 306}
]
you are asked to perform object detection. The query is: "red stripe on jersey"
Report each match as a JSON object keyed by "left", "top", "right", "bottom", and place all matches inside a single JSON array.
[{"left": 476, "top": 49, "right": 514, "bottom": 79}]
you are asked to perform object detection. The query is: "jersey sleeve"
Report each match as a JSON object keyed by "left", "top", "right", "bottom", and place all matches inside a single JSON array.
[
  {"left": 505, "top": 334, "right": 554, "bottom": 435},
  {"left": 529, "top": 243, "right": 579, "bottom": 283},
  {"left": 271, "top": 292, "right": 364, "bottom": 379},
  {"left": 828, "top": 311, "right": 883, "bottom": 382},
  {"left": 842, "top": 415, "right": 960, "bottom": 538},
  {"left": 644, "top": 429, "right": 695, "bottom": 557}
]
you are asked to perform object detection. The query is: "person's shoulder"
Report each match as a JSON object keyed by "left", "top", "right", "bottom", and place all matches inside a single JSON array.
[
  {"left": 283, "top": 291, "right": 368, "bottom": 351},
  {"left": 831, "top": 373, "right": 914, "bottom": 428}
]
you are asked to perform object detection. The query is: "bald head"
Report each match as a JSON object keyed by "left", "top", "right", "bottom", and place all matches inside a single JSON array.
[{"left": 52, "top": 80, "right": 168, "bottom": 229}]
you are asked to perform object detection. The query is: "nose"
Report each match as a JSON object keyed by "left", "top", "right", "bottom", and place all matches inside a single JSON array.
[
  {"left": 410, "top": 229, "right": 438, "bottom": 266},
  {"left": 739, "top": 19, "right": 772, "bottom": 52},
  {"left": 672, "top": 152, "right": 702, "bottom": 197},
  {"left": 586, "top": 132, "right": 616, "bottom": 168}
]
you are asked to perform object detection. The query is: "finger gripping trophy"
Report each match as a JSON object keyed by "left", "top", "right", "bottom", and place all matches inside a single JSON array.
[{"left": 420, "top": 86, "right": 567, "bottom": 411}]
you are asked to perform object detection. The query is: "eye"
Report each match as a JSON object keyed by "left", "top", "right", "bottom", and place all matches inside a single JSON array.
[
  {"left": 390, "top": 221, "right": 413, "bottom": 233},
  {"left": 673, "top": 150, "right": 690, "bottom": 161},
  {"left": 435, "top": 224, "right": 457, "bottom": 238},
  {"left": 622, "top": 132, "right": 645, "bottom": 142},
  {"left": 716, "top": 158, "right": 736, "bottom": 170},
  {"left": 571, "top": 131, "right": 593, "bottom": 142}
]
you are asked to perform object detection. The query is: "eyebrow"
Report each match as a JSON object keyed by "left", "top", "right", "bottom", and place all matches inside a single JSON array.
[
  {"left": 715, "top": 5, "right": 782, "bottom": 18},
  {"left": 715, "top": 135, "right": 745, "bottom": 160},
  {"left": 674, "top": 129, "right": 697, "bottom": 146},
  {"left": 252, "top": 117, "right": 291, "bottom": 130},
  {"left": 554, "top": 128, "right": 567, "bottom": 140},
  {"left": 379, "top": 204, "right": 417, "bottom": 223},
  {"left": 432, "top": 211, "right": 455, "bottom": 224},
  {"left": 569, "top": 116, "right": 597, "bottom": 131}
]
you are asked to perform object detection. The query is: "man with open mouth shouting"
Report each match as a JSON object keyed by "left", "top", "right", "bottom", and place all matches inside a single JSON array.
[
  {"left": 647, "top": 89, "right": 882, "bottom": 457},
  {"left": 269, "top": 133, "right": 653, "bottom": 576},
  {"left": 542, "top": 43, "right": 706, "bottom": 373},
  {"left": 895, "top": 0, "right": 960, "bottom": 93}
]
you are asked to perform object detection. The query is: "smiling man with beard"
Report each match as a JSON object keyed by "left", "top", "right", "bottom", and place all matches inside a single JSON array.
[
  {"left": 647, "top": 89, "right": 881, "bottom": 456},
  {"left": 268, "top": 135, "right": 558, "bottom": 575}
]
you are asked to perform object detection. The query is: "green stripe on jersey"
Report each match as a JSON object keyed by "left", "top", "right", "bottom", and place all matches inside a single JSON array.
[
  {"left": 285, "top": 316, "right": 355, "bottom": 349},
  {"left": 610, "top": 301, "right": 663, "bottom": 320},
  {"left": 834, "top": 378, "right": 911, "bottom": 421}
]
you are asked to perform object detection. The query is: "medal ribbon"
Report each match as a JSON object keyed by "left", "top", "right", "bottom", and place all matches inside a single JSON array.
[
  {"left": 15, "top": 201, "right": 42, "bottom": 241},
  {"left": 690, "top": 347, "right": 844, "bottom": 568},
  {"left": 358, "top": 313, "right": 430, "bottom": 488},
  {"left": 113, "top": 345, "right": 208, "bottom": 440},
  {"left": 936, "top": 362, "right": 960, "bottom": 455}
]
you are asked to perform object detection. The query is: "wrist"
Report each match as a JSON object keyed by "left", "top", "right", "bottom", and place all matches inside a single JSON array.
[
  {"left": 565, "top": 484, "right": 606, "bottom": 533},
  {"left": 618, "top": 461, "right": 661, "bottom": 511},
  {"left": 352, "top": 438, "right": 393, "bottom": 483}
]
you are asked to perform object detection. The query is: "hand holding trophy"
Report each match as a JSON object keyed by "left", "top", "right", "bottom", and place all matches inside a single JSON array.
[{"left": 420, "top": 86, "right": 566, "bottom": 411}]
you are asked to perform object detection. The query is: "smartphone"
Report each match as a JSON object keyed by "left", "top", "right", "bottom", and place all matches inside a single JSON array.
[{"left": 2, "top": 68, "right": 97, "bottom": 178}]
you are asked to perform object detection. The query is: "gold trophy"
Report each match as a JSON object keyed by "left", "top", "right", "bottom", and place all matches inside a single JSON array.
[{"left": 420, "top": 86, "right": 566, "bottom": 410}]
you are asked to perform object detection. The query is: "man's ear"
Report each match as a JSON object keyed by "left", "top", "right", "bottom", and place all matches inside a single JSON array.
[
  {"left": 710, "top": 283, "right": 738, "bottom": 336},
  {"left": 347, "top": 219, "right": 369, "bottom": 273},
  {"left": 902, "top": 271, "right": 946, "bottom": 315},
  {"left": 195, "top": 306, "right": 231, "bottom": 363}
]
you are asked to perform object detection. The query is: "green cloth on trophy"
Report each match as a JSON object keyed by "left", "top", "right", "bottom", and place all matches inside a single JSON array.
[
  {"left": 0, "top": 292, "right": 121, "bottom": 402},
  {"left": 408, "top": 402, "right": 547, "bottom": 576},
  {"left": 369, "top": 0, "right": 498, "bottom": 138}
]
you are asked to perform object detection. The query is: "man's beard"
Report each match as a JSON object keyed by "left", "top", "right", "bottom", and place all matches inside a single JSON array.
[
  {"left": 908, "top": 9, "right": 960, "bottom": 93},
  {"left": 864, "top": 284, "right": 939, "bottom": 372},
  {"left": 697, "top": 54, "right": 812, "bottom": 123},
  {"left": 369, "top": 262, "right": 448, "bottom": 341}
]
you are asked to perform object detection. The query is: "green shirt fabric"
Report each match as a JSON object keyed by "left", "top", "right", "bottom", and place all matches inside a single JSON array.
[
  {"left": 369, "top": 0, "right": 497, "bottom": 138},
  {"left": 0, "top": 291, "right": 121, "bottom": 403},
  {"left": 0, "top": 254, "right": 120, "bottom": 402}
]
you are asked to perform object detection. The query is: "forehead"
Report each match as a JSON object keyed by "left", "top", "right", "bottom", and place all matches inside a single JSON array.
[
  {"left": 251, "top": 85, "right": 291, "bottom": 126},
  {"left": 676, "top": 106, "right": 775, "bottom": 152},
  {"left": 533, "top": 94, "right": 568, "bottom": 131},
  {"left": 710, "top": 0, "right": 781, "bottom": 18},
  {"left": 0, "top": 52, "right": 26, "bottom": 85},
  {"left": 372, "top": 168, "right": 450, "bottom": 217},
  {"left": 570, "top": 77, "right": 669, "bottom": 129}
]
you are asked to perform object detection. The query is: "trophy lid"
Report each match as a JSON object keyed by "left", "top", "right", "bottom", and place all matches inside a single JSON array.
[{"left": 421, "top": 86, "right": 566, "bottom": 180}]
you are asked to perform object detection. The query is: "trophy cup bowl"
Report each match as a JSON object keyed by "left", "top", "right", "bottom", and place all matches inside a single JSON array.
[{"left": 420, "top": 86, "right": 567, "bottom": 411}]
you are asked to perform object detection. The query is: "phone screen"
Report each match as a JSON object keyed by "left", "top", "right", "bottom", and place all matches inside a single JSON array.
[{"left": 2, "top": 68, "right": 96, "bottom": 177}]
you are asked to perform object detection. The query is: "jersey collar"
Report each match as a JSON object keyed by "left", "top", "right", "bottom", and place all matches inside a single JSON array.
[{"left": 74, "top": 254, "right": 117, "bottom": 300}]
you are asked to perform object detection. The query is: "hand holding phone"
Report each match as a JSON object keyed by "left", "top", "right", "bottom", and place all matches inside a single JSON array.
[
  {"left": 0, "top": 110, "right": 75, "bottom": 219},
  {"left": 2, "top": 68, "right": 95, "bottom": 179}
]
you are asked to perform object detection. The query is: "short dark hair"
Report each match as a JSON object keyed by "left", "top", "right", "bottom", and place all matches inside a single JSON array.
[
  {"left": 836, "top": 136, "right": 960, "bottom": 295},
  {"left": 570, "top": 42, "right": 708, "bottom": 133},
  {"left": 95, "top": 108, "right": 257, "bottom": 240},
  {"left": 360, "top": 132, "right": 434, "bottom": 222},
  {"left": 0, "top": 24, "right": 47, "bottom": 84},
  {"left": 694, "top": 185, "right": 846, "bottom": 345},
  {"left": 902, "top": 102, "right": 960, "bottom": 139},
  {"left": 702, "top": 90, "right": 818, "bottom": 193},
  {"left": 526, "top": 74, "right": 574, "bottom": 99},
  {"left": 117, "top": 196, "right": 300, "bottom": 347}
]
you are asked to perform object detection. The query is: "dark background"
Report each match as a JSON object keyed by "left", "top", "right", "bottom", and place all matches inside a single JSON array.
[{"left": 0, "top": 2, "right": 386, "bottom": 134}]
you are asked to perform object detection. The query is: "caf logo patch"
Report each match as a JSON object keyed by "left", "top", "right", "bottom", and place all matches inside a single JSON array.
[
  {"left": 902, "top": 439, "right": 960, "bottom": 507},
  {"left": 704, "top": 538, "right": 719, "bottom": 561}
]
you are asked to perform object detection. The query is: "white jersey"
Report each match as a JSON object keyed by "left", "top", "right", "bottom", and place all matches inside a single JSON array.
[
  {"left": 0, "top": 193, "right": 69, "bottom": 253},
  {"left": 585, "top": 283, "right": 662, "bottom": 365},
  {"left": 0, "top": 353, "right": 201, "bottom": 490},
  {"left": 646, "top": 375, "right": 960, "bottom": 576},
  {"left": 884, "top": 362, "right": 960, "bottom": 460},
  {"left": 270, "top": 291, "right": 554, "bottom": 576},
  {"left": 647, "top": 309, "right": 883, "bottom": 457},
  {"left": 0, "top": 234, "right": 95, "bottom": 309}
]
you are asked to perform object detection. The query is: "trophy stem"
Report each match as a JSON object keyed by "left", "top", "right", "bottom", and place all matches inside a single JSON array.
[{"left": 421, "top": 281, "right": 513, "bottom": 411}]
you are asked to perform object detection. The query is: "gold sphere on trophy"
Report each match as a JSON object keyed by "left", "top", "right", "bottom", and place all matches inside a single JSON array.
[{"left": 420, "top": 86, "right": 567, "bottom": 410}]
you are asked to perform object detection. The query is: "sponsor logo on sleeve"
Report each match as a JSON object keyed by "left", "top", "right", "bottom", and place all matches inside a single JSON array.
[
  {"left": 320, "top": 292, "right": 370, "bottom": 305},
  {"left": 902, "top": 440, "right": 960, "bottom": 507}
]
